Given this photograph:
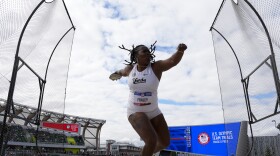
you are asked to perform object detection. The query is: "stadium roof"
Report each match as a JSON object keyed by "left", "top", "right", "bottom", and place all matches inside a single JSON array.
[{"left": 0, "top": 98, "right": 106, "bottom": 148}]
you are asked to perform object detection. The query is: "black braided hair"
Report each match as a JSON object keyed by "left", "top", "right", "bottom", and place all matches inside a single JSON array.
[{"left": 119, "top": 41, "right": 157, "bottom": 65}]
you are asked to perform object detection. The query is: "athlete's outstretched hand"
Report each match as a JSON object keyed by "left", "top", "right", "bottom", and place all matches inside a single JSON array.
[
  {"left": 177, "top": 43, "right": 187, "bottom": 52},
  {"left": 109, "top": 72, "right": 122, "bottom": 81}
]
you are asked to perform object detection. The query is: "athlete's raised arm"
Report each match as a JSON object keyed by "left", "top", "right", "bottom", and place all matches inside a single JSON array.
[{"left": 154, "top": 43, "right": 187, "bottom": 72}]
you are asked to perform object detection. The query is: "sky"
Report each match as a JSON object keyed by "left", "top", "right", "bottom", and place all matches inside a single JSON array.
[
  {"left": 63, "top": 0, "right": 225, "bottom": 146},
  {"left": 1, "top": 0, "right": 279, "bottom": 148},
  {"left": 0, "top": 0, "right": 280, "bottom": 149}
]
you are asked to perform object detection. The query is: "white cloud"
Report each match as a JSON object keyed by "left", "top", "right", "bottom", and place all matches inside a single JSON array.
[
  {"left": 1, "top": 0, "right": 280, "bottom": 148},
  {"left": 63, "top": 0, "right": 225, "bottom": 145}
]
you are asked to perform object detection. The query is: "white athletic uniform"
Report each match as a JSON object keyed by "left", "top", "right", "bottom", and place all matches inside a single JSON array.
[{"left": 127, "top": 63, "right": 161, "bottom": 119}]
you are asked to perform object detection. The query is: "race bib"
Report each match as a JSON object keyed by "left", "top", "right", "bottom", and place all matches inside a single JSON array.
[{"left": 133, "top": 91, "right": 152, "bottom": 106}]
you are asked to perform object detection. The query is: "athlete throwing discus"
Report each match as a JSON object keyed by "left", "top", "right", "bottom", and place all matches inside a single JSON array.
[{"left": 109, "top": 42, "right": 187, "bottom": 156}]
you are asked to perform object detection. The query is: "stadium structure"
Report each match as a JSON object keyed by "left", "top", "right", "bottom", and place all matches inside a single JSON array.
[
  {"left": 1, "top": 0, "right": 280, "bottom": 155},
  {"left": 0, "top": 98, "right": 106, "bottom": 155}
]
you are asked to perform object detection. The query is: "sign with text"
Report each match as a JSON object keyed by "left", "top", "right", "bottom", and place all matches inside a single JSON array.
[
  {"left": 40, "top": 122, "right": 81, "bottom": 134},
  {"left": 167, "top": 122, "right": 242, "bottom": 156}
]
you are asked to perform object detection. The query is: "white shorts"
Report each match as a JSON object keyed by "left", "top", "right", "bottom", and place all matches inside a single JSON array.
[{"left": 127, "top": 107, "right": 162, "bottom": 120}]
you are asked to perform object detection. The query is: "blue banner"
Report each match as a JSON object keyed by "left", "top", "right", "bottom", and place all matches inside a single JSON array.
[{"left": 167, "top": 122, "right": 241, "bottom": 156}]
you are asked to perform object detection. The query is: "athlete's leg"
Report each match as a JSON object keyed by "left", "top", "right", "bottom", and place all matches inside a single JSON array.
[
  {"left": 150, "top": 113, "right": 170, "bottom": 153},
  {"left": 128, "top": 112, "right": 157, "bottom": 156}
]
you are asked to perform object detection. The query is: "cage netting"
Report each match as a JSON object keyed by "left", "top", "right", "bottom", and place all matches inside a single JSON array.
[
  {"left": 0, "top": 0, "right": 74, "bottom": 117},
  {"left": 0, "top": 0, "right": 75, "bottom": 153},
  {"left": 211, "top": 0, "right": 280, "bottom": 155}
]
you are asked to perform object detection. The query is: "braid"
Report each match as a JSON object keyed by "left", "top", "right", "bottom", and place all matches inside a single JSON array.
[{"left": 119, "top": 41, "right": 157, "bottom": 65}]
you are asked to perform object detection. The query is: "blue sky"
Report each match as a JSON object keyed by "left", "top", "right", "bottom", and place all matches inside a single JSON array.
[
  {"left": 63, "top": 0, "right": 224, "bottom": 145},
  {"left": 62, "top": 0, "right": 280, "bottom": 146},
  {"left": 0, "top": 0, "right": 279, "bottom": 147}
]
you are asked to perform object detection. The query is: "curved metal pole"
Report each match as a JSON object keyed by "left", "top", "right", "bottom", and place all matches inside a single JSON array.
[
  {"left": 44, "top": 27, "right": 75, "bottom": 80},
  {"left": 211, "top": 28, "right": 253, "bottom": 125},
  {"left": 39, "top": 0, "right": 76, "bottom": 139},
  {"left": 211, "top": 28, "right": 244, "bottom": 85},
  {"left": 34, "top": 1, "right": 76, "bottom": 154},
  {"left": 0, "top": 0, "right": 45, "bottom": 155},
  {"left": 211, "top": 27, "right": 254, "bottom": 155},
  {"left": 244, "top": 0, "right": 280, "bottom": 104},
  {"left": 37, "top": 27, "right": 74, "bottom": 126}
]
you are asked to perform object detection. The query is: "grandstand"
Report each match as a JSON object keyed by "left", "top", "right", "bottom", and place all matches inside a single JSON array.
[{"left": 0, "top": 98, "right": 106, "bottom": 155}]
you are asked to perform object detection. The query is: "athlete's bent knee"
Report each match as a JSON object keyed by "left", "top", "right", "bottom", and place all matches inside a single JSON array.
[
  {"left": 162, "top": 139, "right": 170, "bottom": 148},
  {"left": 158, "top": 138, "right": 170, "bottom": 149},
  {"left": 145, "top": 137, "right": 157, "bottom": 149}
]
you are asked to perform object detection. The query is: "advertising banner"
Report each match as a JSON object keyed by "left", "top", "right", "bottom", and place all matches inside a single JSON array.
[
  {"left": 40, "top": 121, "right": 81, "bottom": 134},
  {"left": 167, "top": 122, "right": 241, "bottom": 156}
]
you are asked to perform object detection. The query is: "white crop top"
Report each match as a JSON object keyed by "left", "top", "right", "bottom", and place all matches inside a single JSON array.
[{"left": 127, "top": 63, "right": 160, "bottom": 112}]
